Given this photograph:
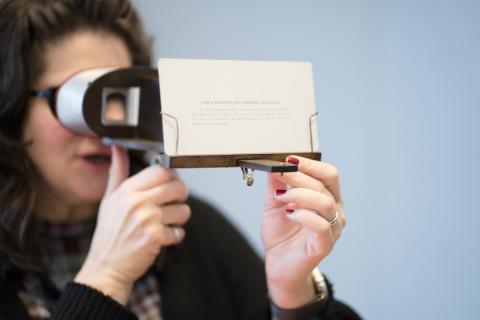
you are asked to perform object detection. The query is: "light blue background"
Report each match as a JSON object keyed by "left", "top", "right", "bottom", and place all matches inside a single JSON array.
[{"left": 134, "top": 1, "right": 480, "bottom": 319}]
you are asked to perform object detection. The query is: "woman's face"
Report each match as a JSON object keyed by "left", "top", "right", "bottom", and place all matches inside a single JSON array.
[{"left": 23, "top": 30, "right": 131, "bottom": 217}]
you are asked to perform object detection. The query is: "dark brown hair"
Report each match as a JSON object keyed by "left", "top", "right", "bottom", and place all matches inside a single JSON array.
[{"left": 0, "top": 0, "right": 151, "bottom": 276}]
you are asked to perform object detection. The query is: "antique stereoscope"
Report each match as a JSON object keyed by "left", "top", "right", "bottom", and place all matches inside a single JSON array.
[{"left": 55, "top": 59, "right": 321, "bottom": 185}]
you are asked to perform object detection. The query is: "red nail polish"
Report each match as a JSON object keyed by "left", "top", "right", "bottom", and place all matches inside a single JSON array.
[
  {"left": 287, "top": 157, "right": 300, "bottom": 165},
  {"left": 286, "top": 209, "right": 295, "bottom": 214},
  {"left": 275, "top": 189, "right": 287, "bottom": 196}
]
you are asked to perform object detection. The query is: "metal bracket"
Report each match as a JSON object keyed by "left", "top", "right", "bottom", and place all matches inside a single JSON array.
[
  {"left": 238, "top": 159, "right": 297, "bottom": 187},
  {"left": 241, "top": 166, "right": 255, "bottom": 187}
]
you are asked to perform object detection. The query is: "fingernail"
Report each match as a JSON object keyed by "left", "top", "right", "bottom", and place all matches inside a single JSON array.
[
  {"left": 286, "top": 209, "right": 295, "bottom": 214},
  {"left": 285, "top": 211, "right": 299, "bottom": 222},
  {"left": 275, "top": 189, "right": 287, "bottom": 196},
  {"left": 287, "top": 157, "right": 299, "bottom": 165}
]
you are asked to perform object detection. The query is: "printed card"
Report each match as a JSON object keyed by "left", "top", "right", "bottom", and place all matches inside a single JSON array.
[{"left": 158, "top": 58, "right": 318, "bottom": 156}]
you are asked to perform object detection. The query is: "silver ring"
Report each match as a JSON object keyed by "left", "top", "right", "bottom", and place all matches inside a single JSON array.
[
  {"left": 328, "top": 211, "right": 339, "bottom": 226},
  {"left": 173, "top": 228, "right": 182, "bottom": 240}
]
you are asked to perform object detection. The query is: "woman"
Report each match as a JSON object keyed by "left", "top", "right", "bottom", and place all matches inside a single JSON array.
[{"left": 0, "top": 0, "right": 361, "bottom": 319}]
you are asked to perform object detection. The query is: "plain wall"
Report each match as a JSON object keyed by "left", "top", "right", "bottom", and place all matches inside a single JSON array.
[{"left": 133, "top": 1, "right": 480, "bottom": 319}]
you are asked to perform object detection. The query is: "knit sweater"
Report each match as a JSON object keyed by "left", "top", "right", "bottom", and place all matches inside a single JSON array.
[{"left": 0, "top": 197, "right": 362, "bottom": 320}]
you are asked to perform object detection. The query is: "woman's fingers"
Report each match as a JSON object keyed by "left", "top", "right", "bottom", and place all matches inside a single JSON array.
[
  {"left": 132, "top": 203, "right": 191, "bottom": 228},
  {"left": 275, "top": 187, "right": 347, "bottom": 234},
  {"left": 286, "top": 209, "right": 331, "bottom": 235},
  {"left": 286, "top": 208, "right": 345, "bottom": 242},
  {"left": 141, "top": 223, "right": 185, "bottom": 249},
  {"left": 285, "top": 156, "right": 343, "bottom": 205},
  {"left": 285, "top": 209, "right": 335, "bottom": 252},
  {"left": 275, "top": 187, "right": 337, "bottom": 222},
  {"left": 158, "top": 203, "right": 191, "bottom": 225},
  {"left": 162, "top": 226, "right": 185, "bottom": 245},
  {"left": 124, "top": 203, "right": 190, "bottom": 247},
  {"left": 272, "top": 170, "right": 332, "bottom": 199},
  {"left": 121, "top": 165, "right": 178, "bottom": 192},
  {"left": 139, "top": 179, "right": 189, "bottom": 205}
]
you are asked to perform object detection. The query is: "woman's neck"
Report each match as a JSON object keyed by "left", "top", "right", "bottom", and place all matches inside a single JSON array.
[
  {"left": 33, "top": 182, "right": 99, "bottom": 223},
  {"left": 35, "top": 200, "right": 98, "bottom": 222}
]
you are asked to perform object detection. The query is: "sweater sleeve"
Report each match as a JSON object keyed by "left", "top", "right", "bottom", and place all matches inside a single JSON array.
[{"left": 50, "top": 282, "right": 137, "bottom": 320}]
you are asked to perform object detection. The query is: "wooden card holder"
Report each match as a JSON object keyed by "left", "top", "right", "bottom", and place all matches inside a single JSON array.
[{"left": 103, "top": 137, "right": 321, "bottom": 186}]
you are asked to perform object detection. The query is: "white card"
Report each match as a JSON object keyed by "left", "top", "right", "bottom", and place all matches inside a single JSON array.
[{"left": 158, "top": 58, "right": 318, "bottom": 156}]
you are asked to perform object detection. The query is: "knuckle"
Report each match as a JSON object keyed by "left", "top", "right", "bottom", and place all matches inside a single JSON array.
[
  {"left": 313, "top": 180, "right": 326, "bottom": 193},
  {"left": 303, "top": 158, "right": 315, "bottom": 172},
  {"left": 325, "top": 165, "right": 340, "bottom": 182},
  {"left": 133, "top": 207, "right": 152, "bottom": 226},
  {"left": 156, "top": 206, "right": 165, "bottom": 220},
  {"left": 317, "top": 221, "right": 332, "bottom": 235},
  {"left": 321, "top": 197, "right": 336, "bottom": 213},
  {"left": 150, "top": 231, "right": 163, "bottom": 244},
  {"left": 125, "top": 195, "right": 142, "bottom": 213},
  {"left": 175, "top": 180, "right": 189, "bottom": 200},
  {"left": 314, "top": 180, "right": 325, "bottom": 191},
  {"left": 145, "top": 225, "right": 163, "bottom": 242},
  {"left": 139, "top": 234, "right": 162, "bottom": 254},
  {"left": 144, "top": 207, "right": 162, "bottom": 225},
  {"left": 181, "top": 204, "right": 192, "bottom": 221},
  {"left": 161, "top": 229, "right": 175, "bottom": 244}
]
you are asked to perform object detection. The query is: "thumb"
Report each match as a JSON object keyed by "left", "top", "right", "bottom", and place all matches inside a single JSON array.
[{"left": 105, "top": 146, "right": 129, "bottom": 195}]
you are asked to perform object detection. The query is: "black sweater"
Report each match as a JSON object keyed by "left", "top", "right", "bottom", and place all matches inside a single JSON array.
[{"left": 0, "top": 197, "right": 361, "bottom": 320}]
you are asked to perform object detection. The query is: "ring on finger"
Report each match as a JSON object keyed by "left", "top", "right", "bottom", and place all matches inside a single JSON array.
[
  {"left": 173, "top": 227, "right": 182, "bottom": 240},
  {"left": 328, "top": 211, "right": 339, "bottom": 226}
]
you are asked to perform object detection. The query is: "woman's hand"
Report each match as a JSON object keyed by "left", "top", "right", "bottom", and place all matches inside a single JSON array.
[
  {"left": 75, "top": 146, "right": 191, "bottom": 305},
  {"left": 262, "top": 155, "right": 347, "bottom": 309}
]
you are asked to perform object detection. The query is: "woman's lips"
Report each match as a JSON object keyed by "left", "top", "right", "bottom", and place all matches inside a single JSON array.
[{"left": 80, "top": 153, "right": 112, "bottom": 167}]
